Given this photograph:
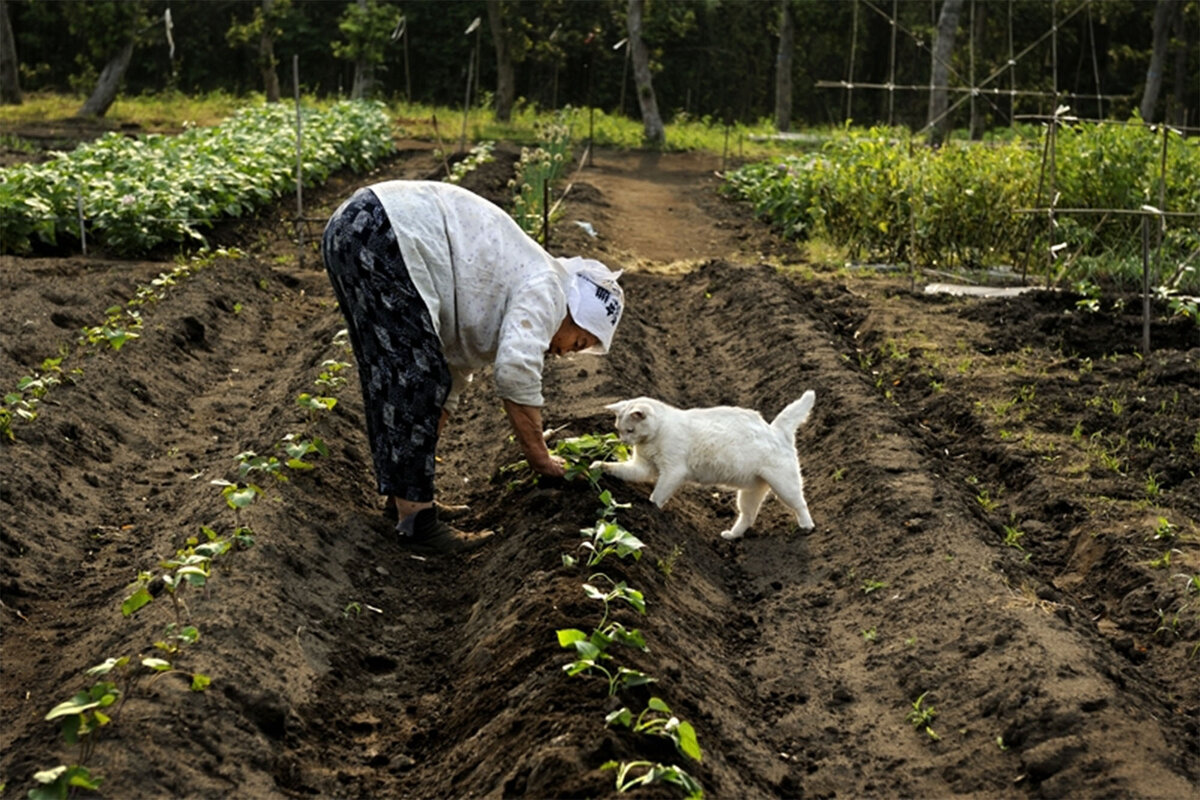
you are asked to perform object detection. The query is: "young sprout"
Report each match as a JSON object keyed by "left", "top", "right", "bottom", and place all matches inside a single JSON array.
[
  {"left": 907, "top": 692, "right": 940, "bottom": 740},
  {"left": 601, "top": 760, "right": 703, "bottom": 799},
  {"left": 579, "top": 520, "right": 644, "bottom": 567},
  {"left": 605, "top": 696, "right": 703, "bottom": 762}
]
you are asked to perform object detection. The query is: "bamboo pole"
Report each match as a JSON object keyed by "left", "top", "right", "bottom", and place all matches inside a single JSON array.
[{"left": 293, "top": 55, "right": 304, "bottom": 267}]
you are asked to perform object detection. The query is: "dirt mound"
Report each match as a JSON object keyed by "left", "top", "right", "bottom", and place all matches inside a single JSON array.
[{"left": 1, "top": 146, "right": 1197, "bottom": 800}]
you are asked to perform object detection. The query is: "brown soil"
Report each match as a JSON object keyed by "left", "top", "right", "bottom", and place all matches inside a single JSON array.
[{"left": 1, "top": 137, "right": 1198, "bottom": 800}]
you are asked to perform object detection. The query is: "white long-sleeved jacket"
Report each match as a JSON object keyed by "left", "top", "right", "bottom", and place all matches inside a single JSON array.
[{"left": 369, "top": 180, "right": 568, "bottom": 409}]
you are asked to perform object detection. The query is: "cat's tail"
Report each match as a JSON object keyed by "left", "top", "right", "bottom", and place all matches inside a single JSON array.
[{"left": 771, "top": 389, "right": 816, "bottom": 438}]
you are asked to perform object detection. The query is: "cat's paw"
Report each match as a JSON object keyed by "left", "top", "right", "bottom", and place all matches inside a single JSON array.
[
  {"left": 588, "top": 460, "right": 606, "bottom": 472},
  {"left": 719, "top": 529, "right": 744, "bottom": 541}
]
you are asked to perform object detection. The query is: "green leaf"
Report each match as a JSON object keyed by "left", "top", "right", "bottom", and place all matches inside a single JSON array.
[
  {"left": 191, "top": 673, "right": 211, "bottom": 692},
  {"left": 605, "top": 707, "right": 633, "bottom": 728},
  {"left": 556, "top": 628, "right": 587, "bottom": 648},
  {"left": 85, "top": 657, "right": 129, "bottom": 676},
  {"left": 45, "top": 692, "right": 101, "bottom": 721},
  {"left": 677, "top": 720, "right": 703, "bottom": 762},
  {"left": 648, "top": 697, "right": 671, "bottom": 713},
  {"left": 142, "top": 658, "right": 172, "bottom": 672}
]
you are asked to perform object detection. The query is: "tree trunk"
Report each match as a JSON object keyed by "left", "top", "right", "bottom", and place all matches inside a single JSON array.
[
  {"left": 927, "top": 0, "right": 964, "bottom": 146},
  {"left": 0, "top": 0, "right": 21, "bottom": 105},
  {"left": 351, "top": 0, "right": 372, "bottom": 100},
  {"left": 627, "top": 0, "right": 664, "bottom": 146},
  {"left": 1139, "top": 0, "right": 1174, "bottom": 122},
  {"left": 260, "top": 0, "right": 281, "bottom": 103},
  {"left": 76, "top": 38, "right": 135, "bottom": 118},
  {"left": 1166, "top": 0, "right": 1188, "bottom": 126},
  {"left": 968, "top": 0, "right": 986, "bottom": 140},
  {"left": 774, "top": 0, "right": 794, "bottom": 132},
  {"left": 486, "top": 0, "right": 515, "bottom": 122}
]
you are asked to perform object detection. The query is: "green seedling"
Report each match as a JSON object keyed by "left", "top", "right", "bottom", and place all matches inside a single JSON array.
[
  {"left": 1153, "top": 608, "right": 1183, "bottom": 639},
  {"left": 1152, "top": 516, "right": 1177, "bottom": 541},
  {"left": 122, "top": 526, "right": 249, "bottom": 619},
  {"left": 44, "top": 680, "right": 119, "bottom": 762},
  {"left": 1144, "top": 472, "right": 1161, "bottom": 500},
  {"left": 862, "top": 627, "right": 878, "bottom": 642},
  {"left": 277, "top": 433, "right": 329, "bottom": 470},
  {"left": 561, "top": 651, "right": 655, "bottom": 696},
  {"left": 606, "top": 697, "right": 703, "bottom": 762},
  {"left": 862, "top": 580, "right": 887, "bottom": 594},
  {"left": 1002, "top": 524, "right": 1025, "bottom": 551},
  {"left": 584, "top": 574, "right": 647, "bottom": 626},
  {"left": 235, "top": 450, "right": 286, "bottom": 482},
  {"left": 1149, "top": 550, "right": 1179, "bottom": 569},
  {"left": 499, "top": 432, "right": 628, "bottom": 493},
  {"left": 601, "top": 760, "right": 703, "bottom": 799},
  {"left": 907, "top": 691, "right": 940, "bottom": 740},
  {"left": 153, "top": 624, "right": 200, "bottom": 657},
  {"left": 296, "top": 393, "right": 337, "bottom": 424},
  {"left": 579, "top": 520, "right": 644, "bottom": 567},
  {"left": 218, "top": 481, "right": 263, "bottom": 511},
  {"left": 315, "top": 359, "right": 351, "bottom": 391},
  {"left": 558, "top": 620, "right": 648, "bottom": 659},
  {"left": 975, "top": 489, "right": 998, "bottom": 512},
  {"left": 559, "top": 576, "right": 653, "bottom": 695},
  {"left": 28, "top": 765, "right": 103, "bottom": 799},
  {"left": 656, "top": 543, "right": 684, "bottom": 578}
]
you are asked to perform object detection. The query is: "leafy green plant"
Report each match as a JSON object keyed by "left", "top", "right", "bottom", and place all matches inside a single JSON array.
[
  {"left": 606, "top": 697, "right": 703, "bottom": 762},
  {"left": 235, "top": 450, "right": 286, "bottom": 482},
  {"left": 579, "top": 520, "right": 645, "bottom": 567},
  {"left": 975, "top": 488, "right": 999, "bottom": 513},
  {"left": 1002, "top": 524, "right": 1025, "bottom": 551},
  {"left": 497, "top": 432, "right": 627, "bottom": 491},
  {"left": 314, "top": 360, "right": 352, "bottom": 392},
  {"left": 27, "top": 764, "right": 103, "bottom": 799},
  {"left": 444, "top": 141, "right": 496, "bottom": 184},
  {"left": 121, "top": 525, "right": 251, "bottom": 619},
  {"left": 1152, "top": 516, "right": 1177, "bottom": 541},
  {"left": 558, "top": 575, "right": 653, "bottom": 696},
  {"left": 277, "top": 433, "right": 329, "bottom": 470},
  {"left": 862, "top": 579, "right": 888, "bottom": 594},
  {"left": 601, "top": 760, "right": 703, "bottom": 799},
  {"left": 906, "top": 691, "right": 940, "bottom": 740},
  {"left": 1, "top": 101, "right": 394, "bottom": 255},
  {"left": 296, "top": 393, "right": 337, "bottom": 424},
  {"left": 510, "top": 113, "right": 574, "bottom": 241},
  {"left": 656, "top": 543, "right": 684, "bottom": 578}
]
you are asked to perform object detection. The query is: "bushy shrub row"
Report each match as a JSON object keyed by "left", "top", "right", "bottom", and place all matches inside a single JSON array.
[
  {"left": 723, "top": 119, "right": 1200, "bottom": 290},
  {"left": 0, "top": 100, "right": 395, "bottom": 256}
]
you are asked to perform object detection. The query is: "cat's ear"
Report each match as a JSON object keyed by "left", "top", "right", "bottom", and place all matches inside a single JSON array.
[
  {"left": 605, "top": 400, "right": 628, "bottom": 413},
  {"left": 630, "top": 410, "right": 645, "bottom": 421}
]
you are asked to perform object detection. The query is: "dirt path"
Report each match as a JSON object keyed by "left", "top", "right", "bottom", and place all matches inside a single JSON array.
[
  {"left": 564, "top": 150, "right": 748, "bottom": 266},
  {"left": 1, "top": 146, "right": 1196, "bottom": 800}
]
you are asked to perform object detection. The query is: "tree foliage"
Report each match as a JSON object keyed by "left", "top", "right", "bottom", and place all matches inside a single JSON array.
[{"left": 5, "top": 0, "right": 1197, "bottom": 131}]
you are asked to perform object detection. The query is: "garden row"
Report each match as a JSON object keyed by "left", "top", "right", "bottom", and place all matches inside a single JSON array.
[
  {"left": 10, "top": 121, "right": 596, "bottom": 799},
  {"left": 0, "top": 100, "right": 394, "bottom": 256},
  {"left": 722, "top": 115, "right": 1200, "bottom": 300}
]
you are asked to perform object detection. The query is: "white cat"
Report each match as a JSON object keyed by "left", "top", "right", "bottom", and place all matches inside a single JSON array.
[{"left": 590, "top": 391, "right": 816, "bottom": 540}]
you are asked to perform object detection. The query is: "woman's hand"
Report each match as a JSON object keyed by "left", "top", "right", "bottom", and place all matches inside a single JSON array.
[
  {"left": 503, "top": 400, "right": 566, "bottom": 478},
  {"left": 529, "top": 453, "right": 566, "bottom": 478}
]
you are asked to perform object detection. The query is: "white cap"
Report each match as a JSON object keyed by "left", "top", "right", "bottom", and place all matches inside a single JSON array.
[{"left": 560, "top": 257, "right": 624, "bottom": 354}]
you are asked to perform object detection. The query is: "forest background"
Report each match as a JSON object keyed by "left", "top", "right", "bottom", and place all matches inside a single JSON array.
[{"left": 1, "top": 0, "right": 1197, "bottom": 141}]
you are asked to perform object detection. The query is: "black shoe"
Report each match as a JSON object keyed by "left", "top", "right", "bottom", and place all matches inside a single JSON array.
[{"left": 397, "top": 507, "right": 493, "bottom": 555}]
